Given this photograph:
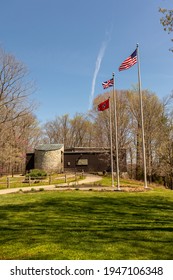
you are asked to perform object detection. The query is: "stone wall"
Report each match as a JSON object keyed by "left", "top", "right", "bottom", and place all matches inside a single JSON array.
[{"left": 35, "top": 146, "right": 64, "bottom": 173}]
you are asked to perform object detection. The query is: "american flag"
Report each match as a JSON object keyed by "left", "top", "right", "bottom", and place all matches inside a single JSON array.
[
  {"left": 119, "top": 49, "right": 137, "bottom": 71},
  {"left": 102, "top": 78, "right": 114, "bottom": 89}
]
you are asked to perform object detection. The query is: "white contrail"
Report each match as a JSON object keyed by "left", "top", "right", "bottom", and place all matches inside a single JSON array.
[{"left": 89, "top": 41, "right": 107, "bottom": 110}]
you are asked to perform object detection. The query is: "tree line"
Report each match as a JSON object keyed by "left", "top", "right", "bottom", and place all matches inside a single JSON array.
[
  {"left": 0, "top": 47, "right": 41, "bottom": 175},
  {"left": 41, "top": 88, "right": 173, "bottom": 189}
]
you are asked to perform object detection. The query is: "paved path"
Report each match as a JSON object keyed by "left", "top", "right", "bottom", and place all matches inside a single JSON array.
[{"left": 0, "top": 174, "right": 106, "bottom": 195}]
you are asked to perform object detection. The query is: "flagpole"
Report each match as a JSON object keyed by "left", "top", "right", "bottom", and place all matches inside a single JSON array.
[
  {"left": 109, "top": 97, "right": 114, "bottom": 187},
  {"left": 112, "top": 73, "right": 120, "bottom": 190},
  {"left": 136, "top": 43, "right": 148, "bottom": 189}
]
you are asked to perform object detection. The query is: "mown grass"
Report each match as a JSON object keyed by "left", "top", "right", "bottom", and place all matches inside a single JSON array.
[
  {"left": 0, "top": 174, "right": 83, "bottom": 189},
  {"left": 98, "top": 176, "right": 155, "bottom": 188},
  {"left": 0, "top": 188, "right": 173, "bottom": 260}
]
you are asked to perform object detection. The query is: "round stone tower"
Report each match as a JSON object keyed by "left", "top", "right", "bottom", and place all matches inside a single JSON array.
[{"left": 34, "top": 144, "right": 64, "bottom": 173}]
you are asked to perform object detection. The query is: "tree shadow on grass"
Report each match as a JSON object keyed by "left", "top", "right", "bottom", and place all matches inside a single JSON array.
[{"left": 0, "top": 192, "right": 173, "bottom": 259}]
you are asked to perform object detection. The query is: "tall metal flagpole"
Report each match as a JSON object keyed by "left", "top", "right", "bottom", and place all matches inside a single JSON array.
[
  {"left": 109, "top": 97, "right": 114, "bottom": 187},
  {"left": 136, "top": 43, "right": 148, "bottom": 189},
  {"left": 112, "top": 73, "right": 120, "bottom": 190}
]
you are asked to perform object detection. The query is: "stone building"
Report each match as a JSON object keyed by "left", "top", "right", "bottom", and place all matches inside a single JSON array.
[
  {"left": 34, "top": 144, "right": 64, "bottom": 173},
  {"left": 26, "top": 145, "right": 127, "bottom": 174}
]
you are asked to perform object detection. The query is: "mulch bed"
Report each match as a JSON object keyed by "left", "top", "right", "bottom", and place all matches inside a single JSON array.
[{"left": 63, "top": 184, "right": 152, "bottom": 192}]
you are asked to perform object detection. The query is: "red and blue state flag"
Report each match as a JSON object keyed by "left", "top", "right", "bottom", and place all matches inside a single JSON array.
[{"left": 98, "top": 99, "right": 109, "bottom": 111}]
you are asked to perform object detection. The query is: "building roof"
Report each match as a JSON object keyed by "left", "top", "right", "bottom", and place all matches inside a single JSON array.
[
  {"left": 65, "top": 147, "right": 110, "bottom": 152},
  {"left": 35, "top": 144, "right": 64, "bottom": 151}
]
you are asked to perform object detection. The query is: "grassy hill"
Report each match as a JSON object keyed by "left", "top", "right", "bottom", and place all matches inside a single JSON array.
[{"left": 0, "top": 184, "right": 172, "bottom": 260}]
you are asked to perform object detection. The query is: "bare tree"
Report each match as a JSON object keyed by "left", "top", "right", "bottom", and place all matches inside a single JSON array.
[
  {"left": 0, "top": 47, "right": 35, "bottom": 125},
  {"left": 43, "top": 114, "right": 71, "bottom": 146},
  {"left": 126, "top": 88, "right": 165, "bottom": 181},
  {"left": 43, "top": 113, "right": 94, "bottom": 148},
  {"left": 0, "top": 47, "right": 39, "bottom": 175},
  {"left": 69, "top": 114, "right": 93, "bottom": 147},
  {"left": 0, "top": 112, "right": 41, "bottom": 175}
]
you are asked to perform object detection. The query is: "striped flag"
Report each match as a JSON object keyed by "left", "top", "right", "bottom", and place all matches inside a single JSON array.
[
  {"left": 102, "top": 78, "right": 114, "bottom": 89},
  {"left": 98, "top": 99, "right": 109, "bottom": 111},
  {"left": 119, "top": 49, "right": 137, "bottom": 71}
]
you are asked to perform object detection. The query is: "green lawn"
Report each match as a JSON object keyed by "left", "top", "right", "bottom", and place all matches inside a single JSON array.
[
  {"left": 0, "top": 188, "right": 173, "bottom": 260},
  {"left": 0, "top": 174, "right": 83, "bottom": 189}
]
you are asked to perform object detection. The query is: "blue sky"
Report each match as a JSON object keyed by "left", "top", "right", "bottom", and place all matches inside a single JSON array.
[{"left": 0, "top": 0, "right": 172, "bottom": 123}]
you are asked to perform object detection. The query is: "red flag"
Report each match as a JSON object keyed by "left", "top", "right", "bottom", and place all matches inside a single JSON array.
[
  {"left": 98, "top": 99, "right": 109, "bottom": 111},
  {"left": 119, "top": 49, "right": 137, "bottom": 71}
]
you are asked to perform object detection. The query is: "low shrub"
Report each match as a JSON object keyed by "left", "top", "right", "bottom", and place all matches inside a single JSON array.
[{"left": 26, "top": 169, "right": 47, "bottom": 179}]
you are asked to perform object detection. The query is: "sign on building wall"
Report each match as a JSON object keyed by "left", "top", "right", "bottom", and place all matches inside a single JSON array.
[{"left": 76, "top": 159, "right": 88, "bottom": 166}]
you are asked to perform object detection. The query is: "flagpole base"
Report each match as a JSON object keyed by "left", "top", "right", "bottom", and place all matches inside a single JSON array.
[{"left": 144, "top": 186, "right": 151, "bottom": 190}]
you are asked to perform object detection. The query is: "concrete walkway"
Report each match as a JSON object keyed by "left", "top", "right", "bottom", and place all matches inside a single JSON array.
[{"left": 0, "top": 174, "right": 105, "bottom": 195}]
